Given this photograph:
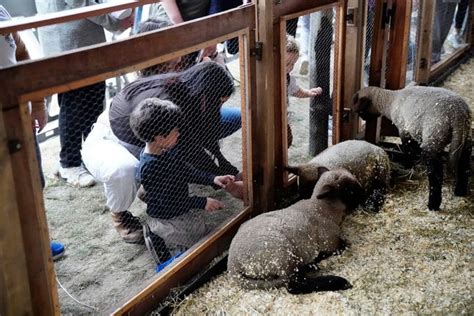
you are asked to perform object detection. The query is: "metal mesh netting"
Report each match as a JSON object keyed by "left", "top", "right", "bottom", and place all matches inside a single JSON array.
[
  {"left": 363, "top": 0, "right": 376, "bottom": 87},
  {"left": 30, "top": 14, "right": 246, "bottom": 312},
  {"left": 285, "top": 10, "right": 336, "bottom": 166},
  {"left": 432, "top": 0, "right": 470, "bottom": 65},
  {"left": 406, "top": 0, "right": 420, "bottom": 84}
]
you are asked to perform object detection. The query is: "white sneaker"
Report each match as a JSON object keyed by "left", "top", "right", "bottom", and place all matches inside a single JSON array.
[
  {"left": 56, "top": 166, "right": 96, "bottom": 187},
  {"left": 447, "top": 33, "right": 465, "bottom": 49}
]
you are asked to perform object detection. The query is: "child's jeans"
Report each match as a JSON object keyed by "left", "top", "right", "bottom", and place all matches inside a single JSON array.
[{"left": 146, "top": 211, "right": 215, "bottom": 255}]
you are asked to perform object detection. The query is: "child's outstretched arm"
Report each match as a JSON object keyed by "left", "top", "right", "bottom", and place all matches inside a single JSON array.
[{"left": 292, "top": 86, "right": 323, "bottom": 98}]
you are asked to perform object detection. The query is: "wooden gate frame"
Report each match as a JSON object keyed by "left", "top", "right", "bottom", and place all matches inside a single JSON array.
[{"left": 0, "top": 2, "right": 258, "bottom": 315}]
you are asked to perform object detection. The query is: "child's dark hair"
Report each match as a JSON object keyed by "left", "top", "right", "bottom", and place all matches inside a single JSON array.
[{"left": 130, "top": 98, "right": 182, "bottom": 143}]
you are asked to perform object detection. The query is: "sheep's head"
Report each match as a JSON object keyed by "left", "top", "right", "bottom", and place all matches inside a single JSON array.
[
  {"left": 286, "top": 164, "right": 328, "bottom": 199},
  {"left": 313, "top": 168, "right": 364, "bottom": 211},
  {"left": 353, "top": 88, "right": 381, "bottom": 121}
]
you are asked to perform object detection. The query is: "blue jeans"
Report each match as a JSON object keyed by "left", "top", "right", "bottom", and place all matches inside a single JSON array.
[{"left": 219, "top": 106, "right": 241, "bottom": 139}]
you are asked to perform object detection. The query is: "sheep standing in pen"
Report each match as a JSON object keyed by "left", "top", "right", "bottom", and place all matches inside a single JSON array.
[
  {"left": 287, "top": 140, "right": 391, "bottom": 212},
  {"left": 353, "top": 86, "right": 472, "bottom": 211},
  {"left": 228, "top": 168, "right": 362, "bottom": 294}
]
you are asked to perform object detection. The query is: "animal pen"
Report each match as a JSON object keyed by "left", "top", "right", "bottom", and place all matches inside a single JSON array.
[{"left": 0, "top": 0, "right": 472, "bottom": 314}]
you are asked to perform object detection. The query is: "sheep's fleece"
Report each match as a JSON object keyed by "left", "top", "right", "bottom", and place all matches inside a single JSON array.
[
  {"left": 290, "top": 140, "right": 391, "bottom": 209},
  {"left": 228, "top": 168, "right": 359, "bottom": 290}
]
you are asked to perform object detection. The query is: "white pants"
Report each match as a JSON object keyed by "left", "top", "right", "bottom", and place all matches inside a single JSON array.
[{"left": 82, "top": 111, "right": 139, "bottom": 213}]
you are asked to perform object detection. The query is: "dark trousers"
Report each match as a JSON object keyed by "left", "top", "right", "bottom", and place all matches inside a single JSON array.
[
  {"left": 34, "top": 133, "right": 45, "bottom": 189},
  {"left": 455, "top": 0, "right": 469, "bottom": 29},
  {"left": 58, "top": 82, "right": 105, "bottom": 168}
]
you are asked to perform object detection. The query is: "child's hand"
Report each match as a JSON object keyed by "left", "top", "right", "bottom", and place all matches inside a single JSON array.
[
  {"left": 205, "top": 198, "right": 224, "bottom": 211},
  {"left": 214, "top": 175, "right": 235, "bottom": 188},
  {"left": 308, "top": 87, "right": 323, "bottom": 97}
]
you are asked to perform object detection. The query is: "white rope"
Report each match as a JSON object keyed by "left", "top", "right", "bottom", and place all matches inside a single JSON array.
[{"left": 56, "top": 277, "right": 98, "bottom": 311}]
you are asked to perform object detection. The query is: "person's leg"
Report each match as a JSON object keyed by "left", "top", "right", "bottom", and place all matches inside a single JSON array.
[
  {"left": 57, "top": 82, "right": 105, "bottom": 187},
  {"left": 455, "top": 0, "right": 469, "bottom": 31},
  {"left": 286, "top": 17, "right": 298, "bottom": 37},
  {"left": 82, "top": 122, "right": 143, "bottom": 243},
  {"left": 218, "top": 106, "right": 241, "bottom": 139}
]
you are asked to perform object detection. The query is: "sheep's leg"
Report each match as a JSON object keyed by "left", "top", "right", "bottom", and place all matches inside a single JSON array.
[
  {"left": 312, "top": 238, "right": 347, "bottom": 263},
  {"left": 401, "top": 132, "right": 421, "bottom": 168},
  {"left": 287, "top": 269, "right": 352, "bottom": 294},
  {"left": 423, "top": 151, "right": 443, "bottom": 211},
  {"left": 454, "top": 140, "right": 471, "bottom": 196}
]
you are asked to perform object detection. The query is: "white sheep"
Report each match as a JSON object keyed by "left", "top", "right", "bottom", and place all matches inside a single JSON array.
[
  {"left": 353, "top": 86, "right": 472, "bottom": 210},
  {"left": 228, "top": 168, "right": 361, "bottom": 294},
  {"left": 287, "top": 140, "right": 391, "bottom": 212}
]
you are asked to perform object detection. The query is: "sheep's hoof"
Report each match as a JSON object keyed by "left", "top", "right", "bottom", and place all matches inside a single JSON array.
[{"left": 427, "top": 202, "right": 441, "bottom": 211}]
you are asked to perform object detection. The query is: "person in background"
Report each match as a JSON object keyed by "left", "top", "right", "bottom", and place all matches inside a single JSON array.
[
  {"left": 0, "top": 5, "right": 65, "bottom": 260},
  {"left": 130, "top": 98, "right": 235, "bottom": 263},
  {"left": 34, "top": 0, "right": 133, "bottom": 187},
  {"left": 149, "top": 0, "right": 216, "bottom": 68},
  {"left": 137, "top": 18, "right": 182, "bottom": 76},
  {"left": 285, "top": 35, "right": 323, "bottom": 147},
  {"left": 447, "top": 0, "right": 469, "bottom": 49}
]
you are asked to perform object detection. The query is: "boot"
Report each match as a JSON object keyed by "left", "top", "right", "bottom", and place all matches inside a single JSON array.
[{"left": 111, "top": 211, "right": 144, "bottom": 244}]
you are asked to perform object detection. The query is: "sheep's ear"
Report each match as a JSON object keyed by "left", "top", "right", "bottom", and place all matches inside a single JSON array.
[
  {"left": 316, "top": 183, "right": 336, "bottom": 200},
  {"left": 286, "top": 165, "right": 301, "bottom": 175},
  {"left": 317, "top": 166, "right": 330, "bottom": 178}
]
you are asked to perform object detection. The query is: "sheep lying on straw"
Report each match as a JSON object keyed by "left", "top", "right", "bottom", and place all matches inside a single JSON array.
[
  {"left": 228, "top": 168, "right": 361, "bottom": 294},
  {"left": 287, "top": 140, "right": 391, "bottom": 212}
]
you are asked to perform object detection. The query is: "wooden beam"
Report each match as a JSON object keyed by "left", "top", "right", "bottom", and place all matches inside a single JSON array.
[
  {"left": 0, "top": 5, "right": 255, "bottom": 108},
  {"left": 0, "top": 0, "right": 157, "bottom": 34},
  {"left": 385, "top": 0, "right": 412, "bottom": 89},
  {"left": 342, "top": 0, "right": 366, "bottom": 141},
  {"left": 274, "top": 0, "right": 340, "bottom": 21},
  {"left": 332, "top": 0, "right": 347, "bottom": 144},
  {"left": 254, "top": 0, "right": 276, "bottom": 212},
  {"left": 0, "top": 108, "right": 35, "bottom": 316},
  {"left": 414, "top": 0, "right": 435, "bottom": 84},
  {"left": 111, "top": 207, "right": 253, "bottom": 315},
  {"left": 3, "top": 105, "right": 59, "bottom": 316},
  {"left": 429, "top": 45, "right": 471, "bottom": 81},
  {"left": 365, "top": 0, "right": 386, "bottom": 143}
]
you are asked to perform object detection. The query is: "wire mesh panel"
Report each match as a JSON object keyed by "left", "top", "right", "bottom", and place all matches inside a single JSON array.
[
  {"left": 406, "top": 0, "right": 420, "bottom": 84},
  {"left": 28, "top": 30, "right": 248, "bottom": 314},
  {"left": 431, "top": 0, "right": 470, "bottom": 66},
  {"left": 363, "top": 0, "right": 377, "bottom": 87},
  {"left": 284, "top": 9, "right": 338, "bottom": 167}
]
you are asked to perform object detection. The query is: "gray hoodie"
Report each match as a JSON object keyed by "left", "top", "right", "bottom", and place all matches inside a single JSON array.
[{"left": 34, "top": 0, "right": 125, "bottom": 56}]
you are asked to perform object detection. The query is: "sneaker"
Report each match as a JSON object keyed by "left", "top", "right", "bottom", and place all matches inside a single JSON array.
[
  {"left": 56, "top": 166, "right": 96, "bottom": 187},
  {"left": 111, "top": 211, "right": 144, "bottom": 244},
  {"left": 447, "top": 32, "right": 465, "bottom": 49},
  {"left": 51, "top": 241, "right": 65, "bottom": 261},
  {"left": 156, "top": 252, "right": 183, "bottom": 273},
  {"left": 143, "top": 224, "right": 172, "bottom": 265}
]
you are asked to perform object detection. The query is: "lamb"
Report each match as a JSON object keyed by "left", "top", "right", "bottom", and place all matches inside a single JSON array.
[
  {"left": 353, "top": 86, "right": 472, "bottom": 211},
  {"left": 287, "top": 140, "right": 391, "bottom": 212},
  {"left": 228, "top": 167, "right": 361, "bottom": 294}
]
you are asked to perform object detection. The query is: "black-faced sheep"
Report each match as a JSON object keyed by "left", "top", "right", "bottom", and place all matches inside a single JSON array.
[
  {"left": 287, "top": 140, "right": 391, "bottom": 212},
  {"left": 228, "top": 168, "right": 362, "bottom": 294},
  {"left": 353, "top": 86, "right": 472, "bottom": 211}
]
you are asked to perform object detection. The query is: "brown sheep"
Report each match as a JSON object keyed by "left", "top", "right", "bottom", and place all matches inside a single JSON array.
[{"left": 228, "top": 168, "right": 361, "bottom": 294}]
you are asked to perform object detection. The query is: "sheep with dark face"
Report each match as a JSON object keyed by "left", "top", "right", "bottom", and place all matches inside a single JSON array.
[
  {"left": 287, "top": 140, "right": 391, "bottom": 212},
  {"left": 228, "top": 168, "right": 361, "bottom": 294},
  {"left": 353, "top": 86, "right": 472, "bottom": 211}
]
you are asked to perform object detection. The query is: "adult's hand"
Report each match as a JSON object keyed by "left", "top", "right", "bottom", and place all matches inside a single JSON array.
[{"left": 214, "top": 175, "right": 235, "bottom": 188}]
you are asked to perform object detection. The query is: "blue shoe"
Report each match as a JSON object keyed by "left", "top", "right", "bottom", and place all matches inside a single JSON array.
[
  {"left": 51, "top": 242, "right": 65, "bottom": 261},
  {"left": 155, "top": 252, "right": 183, "bottom": 273}
]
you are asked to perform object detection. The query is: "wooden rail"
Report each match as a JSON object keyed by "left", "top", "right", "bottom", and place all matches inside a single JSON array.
[
  {"left": 0, "top": 0, "right": 157, "bottom": 34},
  {"left": 0, "top": 5, "right": 255, "bottom": 107}
]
